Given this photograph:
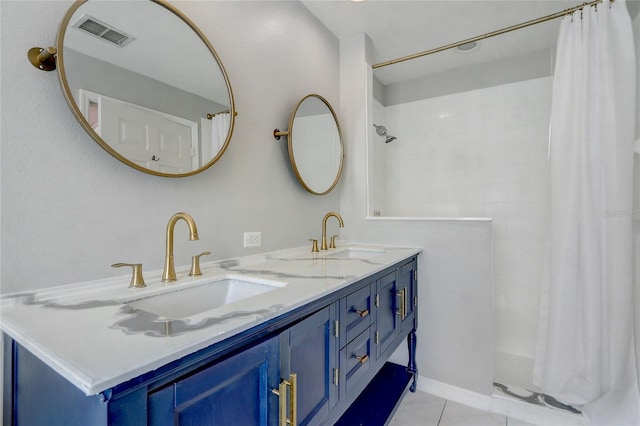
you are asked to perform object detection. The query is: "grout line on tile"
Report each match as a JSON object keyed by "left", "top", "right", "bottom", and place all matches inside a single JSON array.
[{"left": 437, "top": 400, "right": 447, "bottom": 426}]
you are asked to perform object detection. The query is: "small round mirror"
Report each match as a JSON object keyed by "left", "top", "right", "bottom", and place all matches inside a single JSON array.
[
  {"left": 56, "top": 0, "right": 235, "bottom": 177},
  {"left": 276, "top": 94, "right": 343, "bottom": 195}
]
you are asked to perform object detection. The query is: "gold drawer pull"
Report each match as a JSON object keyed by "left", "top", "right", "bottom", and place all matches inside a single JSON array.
[
  {"left": 355, "top": 308, "right": 369, "bottom": 318},
  {"left": 355, "top": 354, "right": 369, "bottom": 364}
]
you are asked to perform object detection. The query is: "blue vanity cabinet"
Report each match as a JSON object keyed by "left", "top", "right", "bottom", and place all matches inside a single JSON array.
[
  {"left": 3, "top": 255, "right": 419, "bottom": 426},
  {"left": 148, "top": 335, "right": 280, "bottom": 426},
  {"left": 278, "top": 304, "right": 338, "bottom": 426}
]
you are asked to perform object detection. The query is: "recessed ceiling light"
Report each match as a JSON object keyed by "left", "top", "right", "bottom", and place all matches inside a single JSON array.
[{"left": 455, "top": 41, "right": 479, "bottom": 53}]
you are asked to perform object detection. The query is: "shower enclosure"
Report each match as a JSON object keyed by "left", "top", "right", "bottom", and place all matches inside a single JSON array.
[
  {"left": 368, "top": 4, "right": 640, "bottom": 421},
  {"left": 368, "top": 7, "right": 561, "bottom": 405}
]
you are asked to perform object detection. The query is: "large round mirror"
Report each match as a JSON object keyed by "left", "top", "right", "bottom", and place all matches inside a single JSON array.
[
  {"left": 280, "top": 94, "right": 343, "bottom": 195},
  {"left": 56, "top": 0, "right": 235, "bottom": 177}
]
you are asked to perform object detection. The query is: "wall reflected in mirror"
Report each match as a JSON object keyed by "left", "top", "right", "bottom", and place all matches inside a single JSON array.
[{"left": 58, "top": 0, "right": 234, "bottom": 177}]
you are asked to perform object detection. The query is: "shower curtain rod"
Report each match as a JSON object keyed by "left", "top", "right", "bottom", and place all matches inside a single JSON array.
[
  {"left": 206, "top": 110, "right": 230, "bottom": 119},
  {"left": 372, "top": 0, "right": 610, "bottom": 69}
]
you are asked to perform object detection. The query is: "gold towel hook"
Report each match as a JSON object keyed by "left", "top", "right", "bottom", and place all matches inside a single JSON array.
[{"left": 28, "top": 46, "right": 57, "bottom": 71}]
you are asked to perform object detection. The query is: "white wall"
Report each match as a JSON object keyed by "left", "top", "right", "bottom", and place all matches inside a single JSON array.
[
  {"left": 0, "top": 0, "right": 341, "bottom": 294},
  {"left": 340, "top": 33, "right": 494, "bottom": 395}
]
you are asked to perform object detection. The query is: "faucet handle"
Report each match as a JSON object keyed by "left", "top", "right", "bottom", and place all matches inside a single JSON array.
[
  {"left": 189, "top": 251, "right": 211, "bottom": 277},
  {"left": 309, "top": 239, "right": 319, "bottom": 253},
  {"left": 111, "top": 263, "right": 146, "bottom": 288},
  {"left": 330, "top": 235, "right": 338, "bottom": 249}
]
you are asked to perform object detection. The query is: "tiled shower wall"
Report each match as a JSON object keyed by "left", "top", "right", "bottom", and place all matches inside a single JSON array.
[{"left": 372, "top": 76, "right": 552, "bottom": 377}]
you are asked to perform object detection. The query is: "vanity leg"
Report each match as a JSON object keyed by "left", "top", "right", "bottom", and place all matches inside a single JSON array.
[{"left": 407, "top": 330, "right": 417, "bottom": 392}]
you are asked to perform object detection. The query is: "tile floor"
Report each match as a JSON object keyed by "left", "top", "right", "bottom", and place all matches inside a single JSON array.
[{"left": 389, "top": 390, "right": 537, "bottom": 426}]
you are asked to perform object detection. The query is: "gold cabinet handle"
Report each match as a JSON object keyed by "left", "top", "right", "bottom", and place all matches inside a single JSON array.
[
  {"left": 396, "top": 288, "right": 407, "bottom": 320},
  {"left": 272, "top": 373, "right": 297, "bottom": 426},
  {"left": 355, "top": 308, "right": 369, "bottom": 318},
  {"left": 355, "top": 354, "right": 369, "bottom": 364},
  {"left": 289, "top": 373, "right": 297, "bottom": 426},
  {"left": 271, "top": 381, "right": 288, "bottom": 426},
  {"left": 403, "top": 287, "right": 408, "bottom": 320},
  {"left": 189, "top": 251, "right": 211, "bottom": 276},
  {"left": 111, "top": 263, "right": 146, "bottom": 288}
]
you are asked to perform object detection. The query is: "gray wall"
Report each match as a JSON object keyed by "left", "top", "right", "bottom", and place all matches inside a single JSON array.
[
  {"left": 380, "top": 48, "right": 554, "bottom": 106},
  {"left": 0, "top": 0, "right": 341, "bottom": 293}
]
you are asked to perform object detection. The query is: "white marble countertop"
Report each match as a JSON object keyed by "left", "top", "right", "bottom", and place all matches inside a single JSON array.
[{"left": 0, "top": 243, "right": 421, "bottom": 396}]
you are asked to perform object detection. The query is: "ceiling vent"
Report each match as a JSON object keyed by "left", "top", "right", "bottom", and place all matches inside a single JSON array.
[{"left": 72, "top": 15, "right": 134, "bottom": 47}]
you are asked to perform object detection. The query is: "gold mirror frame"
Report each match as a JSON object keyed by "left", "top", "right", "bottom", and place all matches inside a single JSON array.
[
  {"left": 56, "top": 0, "right": 236, "bottom": 178},
  {"left": 275, "top": 94, "right": 344, "bottom": 195}
]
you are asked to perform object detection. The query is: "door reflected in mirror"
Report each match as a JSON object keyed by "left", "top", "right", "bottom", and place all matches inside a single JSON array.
[
  {"left": 56, "top": 0, "right": 235, "bottom": 177},
  {"left": 287, "top": 94, "right": 343, "bottom": 195}
]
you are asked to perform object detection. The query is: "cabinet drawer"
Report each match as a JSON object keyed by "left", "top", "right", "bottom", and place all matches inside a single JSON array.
[
  {"left": 340, "top": 283, "right": 374, "bottom": 348},
  {"left": 340, "top": 326, "right": 373, "bottom": 400}
]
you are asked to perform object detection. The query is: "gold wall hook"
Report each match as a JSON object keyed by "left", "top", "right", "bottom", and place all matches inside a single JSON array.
[
  {"left": 273, "top": 129, "right": 290, "bottom": 140},
  {"left": 28, "top": 46, "right": 57, "bottom": 71}
]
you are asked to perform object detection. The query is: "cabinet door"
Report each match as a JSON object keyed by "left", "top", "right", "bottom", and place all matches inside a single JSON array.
[
  {"left": 280, "top": 304, "right": 338, "bottom": 426},
  {"left": 148, "top": 336, "right": 279, "bottom": 426},
  {"left": 398, "top": 261, "right": 417, "bottom": 335},
  {"left": 375, "top": 270, "right": 399, "bottom": 359}
]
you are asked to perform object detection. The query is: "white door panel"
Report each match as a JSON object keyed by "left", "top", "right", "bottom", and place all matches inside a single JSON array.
[{"left": 81, "top": 90, "right": 198, "bottom": 173}]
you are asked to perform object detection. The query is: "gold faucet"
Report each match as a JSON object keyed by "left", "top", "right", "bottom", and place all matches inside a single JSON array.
[
  {"left": 162, "top": 212, "right": 199, "bottom": 282},
  {"left": 321, "top": 212, "right": 344, "bottom": 250}
]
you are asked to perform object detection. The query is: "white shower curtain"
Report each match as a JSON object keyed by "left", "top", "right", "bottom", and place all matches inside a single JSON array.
[
  {"left": 212, "top": 112, "right": 230, "bottom": 154},
  {"left": 201, "top": 112, "right": 230, "bottom": 164},
  {"left": 534, "top": 1, "right": 639, "bottom": 425}
]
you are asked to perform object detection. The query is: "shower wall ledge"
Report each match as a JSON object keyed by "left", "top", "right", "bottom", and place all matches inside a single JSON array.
[{"left": 366, "top": 216, "right": 492, "bottom": 222}]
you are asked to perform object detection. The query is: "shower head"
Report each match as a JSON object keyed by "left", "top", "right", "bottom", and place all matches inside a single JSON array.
[{"left": 373, "top": 124, "right": 397, "bottom": 143}]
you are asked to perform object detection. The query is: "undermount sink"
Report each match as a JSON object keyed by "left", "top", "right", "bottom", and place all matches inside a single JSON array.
[
  {"left": 322, "top": 248, "right": 386, "bottom": 260},
  {"left": 126, "top": 276, "right": 285, "bottom": 319}
]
